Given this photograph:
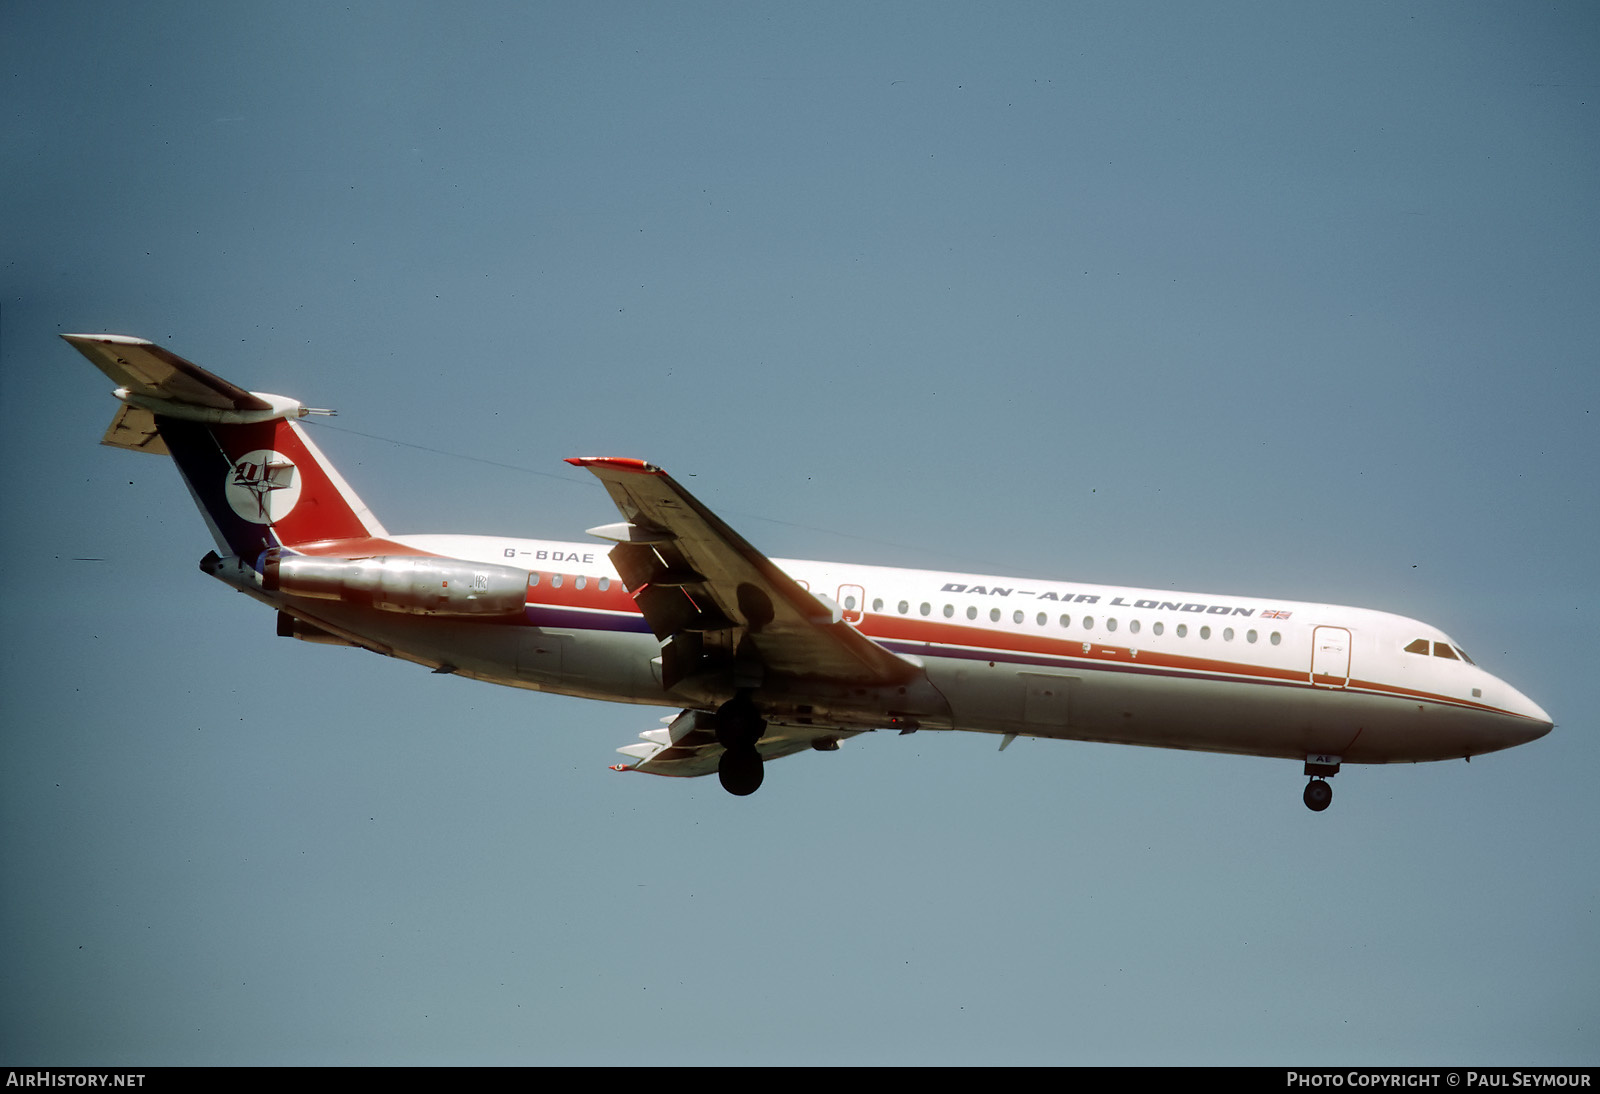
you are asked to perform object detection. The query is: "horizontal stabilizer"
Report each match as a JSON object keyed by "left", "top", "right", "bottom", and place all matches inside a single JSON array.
[
  {"left": 100, "top": 403, "right": 169, "bottom": 454},
  {"left": 63, "top": 334, "right": 271, "bottom": 412}
]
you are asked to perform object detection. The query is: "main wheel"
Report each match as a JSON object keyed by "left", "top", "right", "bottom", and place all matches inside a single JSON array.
[
  {"left": 1303, "top": 778, "right": 1333, "bottom": 812},
  {"left": 713, "top": 694, "right": 767, "bottom": 750},
  {"left": 718, "top": 744, "right": 765, "bottom": 796}
]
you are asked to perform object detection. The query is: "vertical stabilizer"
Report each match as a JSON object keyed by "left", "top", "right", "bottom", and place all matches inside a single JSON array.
[{"left": 64, "top": 334, "right": 386, "bottom": 557}]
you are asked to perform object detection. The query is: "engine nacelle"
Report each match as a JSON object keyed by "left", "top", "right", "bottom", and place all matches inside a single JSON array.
[{"left": 262, "top": 553, "right": 530, "bottom": 618}]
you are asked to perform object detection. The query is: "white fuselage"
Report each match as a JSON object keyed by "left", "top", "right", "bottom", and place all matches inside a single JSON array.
[{"left": 238, "top": 532, "right": 1553, "bottom": 768}]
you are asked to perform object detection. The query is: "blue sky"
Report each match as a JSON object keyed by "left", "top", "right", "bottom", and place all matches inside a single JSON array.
[{"left": 3, "top": 1, "right": 1596, "bottom": 1065}]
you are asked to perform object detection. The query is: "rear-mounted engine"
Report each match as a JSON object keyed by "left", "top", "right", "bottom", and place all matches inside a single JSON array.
[{"left": 261, "top": 552, "right": 529, "bottom": 617}]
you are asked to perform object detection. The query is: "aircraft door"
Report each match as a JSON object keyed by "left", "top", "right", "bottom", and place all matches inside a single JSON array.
[
  {"left": 1310, "top": 626, "right": 1351, "bottom": 688},
  {"left": 837, "top": 584, "right": 865, "bottom": 625}
]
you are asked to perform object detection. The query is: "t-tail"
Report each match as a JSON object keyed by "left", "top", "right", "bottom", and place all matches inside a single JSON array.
[{"left": 64, "top": 334, "right": 386, "bottom": 558}]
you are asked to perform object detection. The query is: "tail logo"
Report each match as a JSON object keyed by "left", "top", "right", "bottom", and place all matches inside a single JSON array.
[{"left": 225, "top": 450, "right": 301, "bottom": 524}]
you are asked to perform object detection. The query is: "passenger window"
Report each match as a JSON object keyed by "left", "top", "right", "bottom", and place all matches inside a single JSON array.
[
  {"left": 1405, "top": 638, "right": 1430, "bottom": 655},
  {"left": 1270, "top": 632, "right": 1281, "bottom": 645},
  {"left": 844, "top": 595, "right": 857, "bottom": 610},
  {"left": 552, "top": 574, "right": 564, "bottom": 588},
  {"left": 1153, "top": 622, "right": 1164, "bottom": 636},
  {"left": 1246, "top": 629, "right": 1257, "bottom": 643},
  {"left": 1012, "top": 610, "right": 1024, "bottom": 624},
  {"left": 1129, "top": 620, "right": 1140, "bottom": 634},
  {"left": 1107, "top": 618, "right": 1118, "bottom": 632},
  {"left": 529, "top": 572, "right": 541, "bottom": 587},
  {"left": 1200, "top": 625, "right": 1211, "bottom": 639},
  {"left": 919, "top": 602, "right": 931, "bottom": 616},
  {"left": 598, "top": 576, "right": 609, "bottom": 592},
  {"left": 872, "top": 598, "right": 883, "bottom": 612},
  {"left": 943, "top": 604, "right": 954, "bottom": 618},
  {"left": 1176, "top": 624, "right": 1187, "bottom": 638},
  {"left": 897, "top": 600, "right": 909, "bottom": 615},
  {"left": 1223, "top": 627, "right": 1233, "bottom": 641},
  {"left": 1036, "top": 612, "right": 1047, "bottom": 626},
  {"left": 990, "top": 608, "right": 1001, "bottom": 622},
  {"left": 575, "top": 575, "right": 587, "bottom": 590},
  {"left": 1084, "top": 617, "right": 1095, "bottom": 630},
  {"left": 967, "top": 606, "right": 977, "bottom": 620}
]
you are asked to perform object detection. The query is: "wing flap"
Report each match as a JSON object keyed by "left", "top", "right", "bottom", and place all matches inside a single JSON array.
[
  {"left": 568, "top": 457, "right": 916, "bottom": 686},
  {"left": 613, "top": 710, "right": 853, "bottom": 778}
]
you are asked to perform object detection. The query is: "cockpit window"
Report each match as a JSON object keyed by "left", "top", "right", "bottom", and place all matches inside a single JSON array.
[{"left": 1406, "top": 637, "right": 1475, "bottom": 664}]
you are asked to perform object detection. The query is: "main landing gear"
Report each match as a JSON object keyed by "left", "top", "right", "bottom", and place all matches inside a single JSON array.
[
  {"left": 714, "top": 694, "right": 767, "bottom": 797},
  {"left": 1302, "top": 753, "right": 1341, "bottom": 812}
]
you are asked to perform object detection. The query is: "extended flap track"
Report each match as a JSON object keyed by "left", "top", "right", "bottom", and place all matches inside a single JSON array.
[{"left": 603, "top": 530, "right": 735, "bottom": 688}]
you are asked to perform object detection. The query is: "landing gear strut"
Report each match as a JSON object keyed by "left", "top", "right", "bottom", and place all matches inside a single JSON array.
[
  {"left": 714, "top": 694, "right": 767, "bottom": 797},
  {"left": 1302, "top": 753, "right": 1341, "bottom": 812}
]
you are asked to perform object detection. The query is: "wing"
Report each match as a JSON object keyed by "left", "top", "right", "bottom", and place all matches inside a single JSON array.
[
  {"left": 613, "top": 710, "right": 857, "bottom": 778},
  {"left": 567, "top": 457, "right": 917, "bottom": 691}
]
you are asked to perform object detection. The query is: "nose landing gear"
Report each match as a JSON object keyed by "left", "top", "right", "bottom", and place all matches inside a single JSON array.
[
  {"left": 1303, "top": 778, "right": 1333, "bottom": 811},
  {"left": 1302, "top": 753, "right": 1341, "bottom": 812}
]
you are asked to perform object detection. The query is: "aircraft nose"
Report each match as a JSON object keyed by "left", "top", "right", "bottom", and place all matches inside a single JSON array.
[{"left": 1505, "top": 686, "right": 1554, "bottom": 744}]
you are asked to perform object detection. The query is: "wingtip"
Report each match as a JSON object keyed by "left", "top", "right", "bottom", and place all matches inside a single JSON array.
[{"left": 566, "top": 457, "right": 660, "bottom": 473}]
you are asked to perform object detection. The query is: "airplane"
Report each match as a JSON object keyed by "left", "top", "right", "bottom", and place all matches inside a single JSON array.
[{"left": 63, "top": 333, "right": 1554, "bottom": 809}]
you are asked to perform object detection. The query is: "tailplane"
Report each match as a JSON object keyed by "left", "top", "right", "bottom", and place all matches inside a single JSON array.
[{"left": 65, "top": 334, "right": 386, "bottom": 557}]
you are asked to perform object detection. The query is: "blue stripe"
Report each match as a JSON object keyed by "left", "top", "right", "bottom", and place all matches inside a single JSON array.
[
  {"left": 524, "top": 604, "right": 654, "bottom": 633},
  {"left": 878, "top": 637, "right": 1502, "bottom": 714}
]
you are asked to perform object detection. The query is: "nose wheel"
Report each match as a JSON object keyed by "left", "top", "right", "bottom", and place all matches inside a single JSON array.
[
  {"left": 1302, "top": 753, "right": 1341, "bottom": 812},
  {"left": 1303, "top": 778, "right": 1333, "bottom": 812}
]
